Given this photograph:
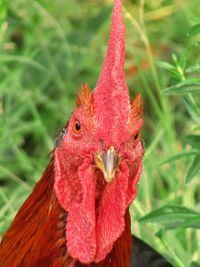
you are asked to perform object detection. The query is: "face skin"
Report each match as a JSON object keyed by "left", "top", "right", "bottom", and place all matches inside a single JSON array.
[
  {"left": 53, "top": 88, "right": 143, "bottom": 264},
  {"left": 54, "top": 92, "right": 143, "bottom": 202}
]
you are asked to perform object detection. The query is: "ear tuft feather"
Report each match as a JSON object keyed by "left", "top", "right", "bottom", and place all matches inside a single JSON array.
[
  {"left": 128, "top": 94, "right": 143, "bottom": 127},
  {"left": 76, "top": 83, "right": 93, "bottom": 114}
]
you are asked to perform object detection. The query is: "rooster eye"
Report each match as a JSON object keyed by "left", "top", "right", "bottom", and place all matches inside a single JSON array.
[
  {"left": 134, "top": 132, "right": 140, "bottom": 141},
  {"left": 73, "top": 120, "right": 81, "bottom": 134}
]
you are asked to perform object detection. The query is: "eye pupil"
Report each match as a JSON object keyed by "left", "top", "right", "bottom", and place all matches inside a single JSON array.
[{"left": 75, "top": 121, "right": 81, "bottom": 131}]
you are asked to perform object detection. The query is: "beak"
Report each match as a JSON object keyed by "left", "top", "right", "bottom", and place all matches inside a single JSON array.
[{"left": 94, "top": 146, "right": 120, "bottom": 183}]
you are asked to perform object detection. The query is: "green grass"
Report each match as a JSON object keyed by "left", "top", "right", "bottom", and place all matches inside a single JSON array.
[{"left": 0, "top": 0, "right": 200, "bottom": 266}]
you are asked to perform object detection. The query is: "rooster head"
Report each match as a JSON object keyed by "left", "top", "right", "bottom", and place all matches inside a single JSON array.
[{"left": 54, "top": 0, "right": 143, "bottom": 264}]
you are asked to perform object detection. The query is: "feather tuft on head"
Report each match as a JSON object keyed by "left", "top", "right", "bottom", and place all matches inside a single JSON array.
[
  {"left": 76, "top": 83, "right": 93, "bottom": 115},
  {"left": 128, "top": 93, "right": 143, "bottom": 131}
]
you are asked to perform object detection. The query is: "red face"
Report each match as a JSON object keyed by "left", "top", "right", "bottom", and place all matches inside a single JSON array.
[{"left": 54, "top": 86, "right": 143, "bottom": 264}]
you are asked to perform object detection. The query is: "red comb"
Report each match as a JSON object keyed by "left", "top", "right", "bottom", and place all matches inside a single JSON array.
[{"left": 93, "top": 0, "right": 130, "bottom": 147}]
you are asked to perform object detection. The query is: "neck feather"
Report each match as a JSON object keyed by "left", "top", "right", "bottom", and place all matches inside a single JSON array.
[{"left": 0, "top": 160, "right": 72, "bottom": 266}]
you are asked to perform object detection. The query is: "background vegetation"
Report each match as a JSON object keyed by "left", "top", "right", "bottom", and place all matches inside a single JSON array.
[{"left": 0, "top": 0, "right": 200, "bottom": 266}]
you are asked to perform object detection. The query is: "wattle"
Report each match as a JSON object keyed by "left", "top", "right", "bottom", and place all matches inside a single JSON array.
[{"left": 54, "top": 151, "right": 138, "bottom": 264}]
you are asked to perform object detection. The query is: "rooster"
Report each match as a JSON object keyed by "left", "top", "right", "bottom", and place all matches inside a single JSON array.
[{"left": 0, "top": 0, "right": 172, "bottom": 266}]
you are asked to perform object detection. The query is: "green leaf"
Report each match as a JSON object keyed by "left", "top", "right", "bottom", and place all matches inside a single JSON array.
[
  {"left": 185, "top": 153, "right": 200, "bottom": 183},
  {"left": 162, "top": 78, "right": 200, "bottom": 95},
  {"left": 190, "top": 16, "right": 200, "bottom": 24},
  {"left": 186, "top": 63, "right": 200, "bottom": 73},
  {"left": 178, "top": 49, "right": 188, "bottom": 71},
  {"left": 187, "top": 23, "right": 200, "bottom": 36},
  {"left": 184, "top": 135, "right": 200, "bottom": 150},
  {"left": 178, "top": 216, "right": 200, "bottom": 229},
  {"left": 139, "top": 205, "right": 199, "bottom": 229},
  {"left": 157, "top": 61, "right": 176, "bottom": 71},
  {"left": 194, "top": 124, "right": 200, "bottom": 131},
  {"left": 183, "top": 95, "right": 200, "bottom": 123},
  {"left": 190, "top": 262, "right": 200, "bottom": 267},
  {"left": 172, "top": 53, "right": 178, "bottom": 65},
  {"left": 159, "top": 151, "right": 198, "bottom": 166},
  {"left": 0, "top": 1, "right": 7, "bottom": 22},
  {"left": 157, "top": 61, "right": 181, "bottom": 80}
]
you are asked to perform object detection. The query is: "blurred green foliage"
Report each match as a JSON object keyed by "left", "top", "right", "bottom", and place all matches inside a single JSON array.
[{"left": 0, "top": 0, "right": 200, "bottom": 266}]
